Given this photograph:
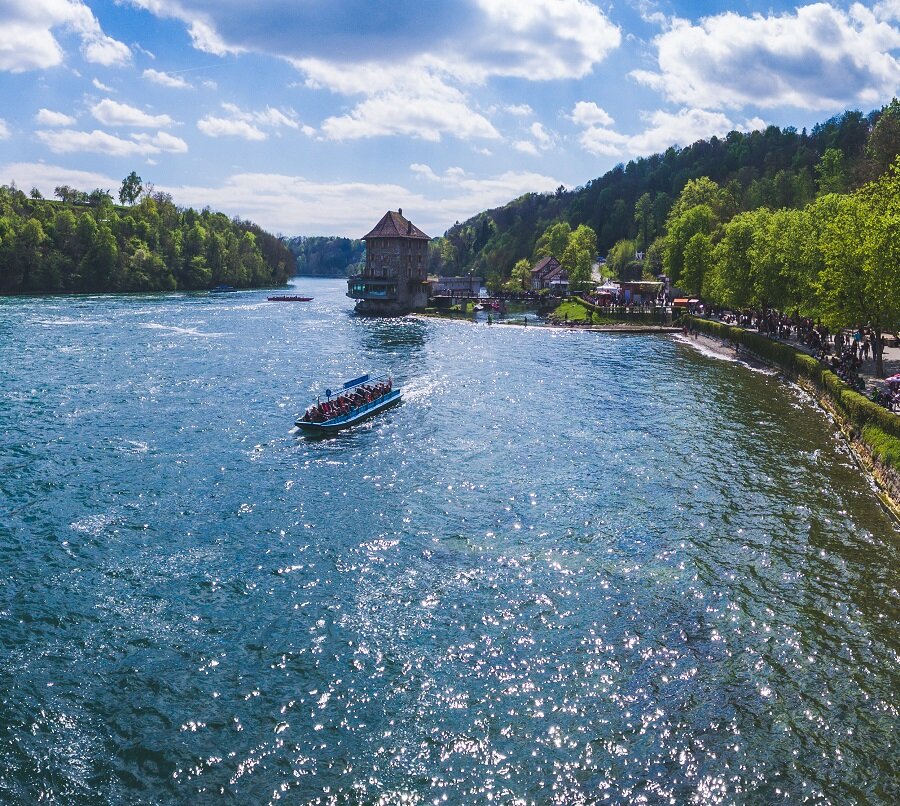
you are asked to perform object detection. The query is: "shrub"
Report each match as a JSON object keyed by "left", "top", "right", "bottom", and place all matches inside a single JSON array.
[{"left": 862, "top": 424, "right": 900, "bottom": 471}]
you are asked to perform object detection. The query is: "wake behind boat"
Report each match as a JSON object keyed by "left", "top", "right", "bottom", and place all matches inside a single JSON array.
[
  {"left": 295, "top": 373, "right": 401, "bottom": 435},
  {"left": 268, "top": 295, "right": 313, "bottom": 302}
]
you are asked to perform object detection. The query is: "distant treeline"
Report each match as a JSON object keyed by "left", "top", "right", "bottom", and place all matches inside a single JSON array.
[
  {"left": 436, "top": 100, "right": 900, "bottom": 285},
  {"left": 285, "top": 236, "right": 366, "bottom": 277},
  {"left": 0, "top": 185, "right": 293, "bottom": 295}
]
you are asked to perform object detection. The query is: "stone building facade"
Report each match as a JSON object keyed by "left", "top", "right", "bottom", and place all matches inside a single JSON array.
[{"left": 347, "top": 209, "right": 431, "bottom": 315}]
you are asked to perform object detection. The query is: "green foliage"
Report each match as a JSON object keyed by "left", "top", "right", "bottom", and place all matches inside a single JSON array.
[
  {"left": 534, "top": 221, "right": 571, "bottom": 260},
  {"left": 0, "top": 182, "right": 292, "bottom": 294},
  {"left": 861, "top": 424, "right": 900, "bottom": 471},
  {"left": 606, "top": 239, "right": 635, "bottom": 279},
  {"left": 508, "top": 258, "right": 531, "bottom": 292},
  {"left": 286, "top": 235, "right": 365, "bottom": 277},
  {"left": 664, "top": 201, "right": 716, "bottom": 286},
  {"left": 429, "top": 106, "right": 893, "bottom": 284},
  {"left": 561, "top": 224, "right": 597, "bottom": 291},
  {"left": 815, "top": 148, "right": 847, "bottom": 195},
  {"left": 119, "top": 171, "right": 143, "bottom": 206},
  {"left": 866, "top": 98, "right": 900, "bottom": 175}
]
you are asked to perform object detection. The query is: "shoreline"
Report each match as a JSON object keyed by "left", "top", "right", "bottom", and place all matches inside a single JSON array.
[
  {"left": 416, "top": 311, "right": 680, "bottom": 334},
  {"left": 679, "top": 323, "right": 900, "bottom": 522}
]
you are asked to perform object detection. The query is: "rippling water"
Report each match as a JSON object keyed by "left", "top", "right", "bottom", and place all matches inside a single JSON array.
[{"left": 1, "top": 279, "right": 898, "bottom": 805}]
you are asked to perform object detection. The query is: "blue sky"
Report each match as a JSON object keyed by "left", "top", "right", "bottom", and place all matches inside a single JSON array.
[{"left": 1, "top": 0, "right": 898, "bottom": 237}]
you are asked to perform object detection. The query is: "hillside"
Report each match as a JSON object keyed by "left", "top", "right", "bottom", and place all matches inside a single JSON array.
[
  {"left": 0, "top": 185, "right": 293, "bottom": 295},
  {"left": 438, "top": 102, "right": 900, "bottom": 283},
  {"left": 285, "top": 236, "right": 365, "bottom": 277}
]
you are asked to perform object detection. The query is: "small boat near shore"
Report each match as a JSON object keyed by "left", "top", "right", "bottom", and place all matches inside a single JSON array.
[
  {"left": 295, "top": 373, "right": 401, "bottom": 435},
  {"left": 268, "top": 295, "right": 313, "bottom": 302}
]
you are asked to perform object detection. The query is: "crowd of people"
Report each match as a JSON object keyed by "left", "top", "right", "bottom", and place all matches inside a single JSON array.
[
  {"left": 705, "top": 307, "right": 900, "bottom": 406},
  {"left": 299, "top": 378, "right": 393, "bottom": 424}
]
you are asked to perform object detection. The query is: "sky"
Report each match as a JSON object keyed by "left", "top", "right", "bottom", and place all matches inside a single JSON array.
[{"left": 0, "top": 1, "right": 898, "bottom": 238}]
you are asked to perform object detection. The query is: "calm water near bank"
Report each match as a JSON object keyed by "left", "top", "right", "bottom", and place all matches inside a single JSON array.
[{"left": 1, "top": 279, "right": 898, "bottom": 804}]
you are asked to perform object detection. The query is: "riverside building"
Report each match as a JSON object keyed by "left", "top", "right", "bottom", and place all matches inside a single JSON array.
[{"left": 347, "top": 209, "right": 431, "bottom": 315}]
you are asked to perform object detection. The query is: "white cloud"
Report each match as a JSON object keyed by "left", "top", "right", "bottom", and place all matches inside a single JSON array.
[
  {"left": 513, "top": 140, "right": 539, "bottom": 156},
  {"left": 198, "top": 116, "right": 265, "bottom": 140},
  {"left": 82, "top": 34, "right": 131, "bottom": 67},
  {"left": 530, "top": 122, "right": 554, "bottom": 149},
  {"left": 36, "top": 128, "right": 188, "bottom": 157},
  {"left": 410, "top": 163, "right": 440, "bottom": 181},
  {"left": 197, "top": 102, "right": 303, "bottom": 140},
  {"left": 132, "top": 131, "right": 189, "bottom": 153},
  {"left": 0, "top": 120, "right": 10, "bottom": 139},
  {"left": 577, "top": 126, "right": 629, "bottom": 157},
  {"left": 570, "top": 101, "right": 615, "bottom": 128},
  {"left": 574, "top": 107, "right": 765, "bottom": 158},
  {"left": 0, "top": 158, "right": 562, "bottom": 237},
  {"left": 505, "top": 104, "right": 533, "bottom": 116},
  {"left": 0, "top": 162, "right": 120, "bottom": 195},
  {"left": 143, "top": 68, "right": 191, "bottom": 89},
  {"left": 92, "top": 78, "right": 114, "bottom": 92},
  {"left": 128, "top": 0, "right": 619, "bottom": 79},
  {"left": 0, "top": 0, "right": 131, "bottom": 71},
  {"left": 634, "top": 3, "right": 900, "bottom": 110},
  {"left": 158, "top": 167, "right": 563, "bottom": 236},
  {"left": 35, "top": 108, "right": 77, "bottom": 126},
  {"left": 91, "top": 99, "right": 174, "bottom": 128},
  {"left": 320, "top": 79, "right": 500, "bottom": 142},
  {"left": 127, "top": 0, "right": 620, "bottom": 143}
]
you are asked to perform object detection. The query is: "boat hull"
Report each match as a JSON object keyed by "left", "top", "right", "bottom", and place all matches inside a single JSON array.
[{"left": 295, "top": 389, "right": 402, "bottom": 435}]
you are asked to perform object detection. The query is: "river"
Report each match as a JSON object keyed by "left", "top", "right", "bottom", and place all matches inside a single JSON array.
[{"left": 1, "top": 278, "right": 898, "bottom": 804}]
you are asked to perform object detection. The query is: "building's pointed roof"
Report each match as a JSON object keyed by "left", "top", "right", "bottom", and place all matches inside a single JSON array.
[
  {"left": 531, "top": 255, "right": 560, "bottom": 274},
  {"left": 363, "top": 209, "right": 431, "bottom": 240}
]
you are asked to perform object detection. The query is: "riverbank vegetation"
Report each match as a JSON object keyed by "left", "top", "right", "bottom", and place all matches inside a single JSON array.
[
  {"left": 431, "top": 100, "right": 900, "bottom": 291},
  {"left": 0, "top": 180, "right": 293, "bottom": 294}
]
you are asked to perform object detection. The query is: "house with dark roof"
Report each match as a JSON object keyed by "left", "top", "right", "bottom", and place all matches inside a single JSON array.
[
  {"left": 347, "top": 209, "right": 431, "bottom": 315},
  {"left": 530, "top": 256, "right": 568, "bottom": 292}
]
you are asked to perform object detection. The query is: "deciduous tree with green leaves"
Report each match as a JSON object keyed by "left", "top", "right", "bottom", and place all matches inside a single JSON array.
[{"left": 119, "top": 172, "right": 144, "bottom": 206}]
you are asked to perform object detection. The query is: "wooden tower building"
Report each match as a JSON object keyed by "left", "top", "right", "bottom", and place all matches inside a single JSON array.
[{"left": 347, "top": 209, "right": 431, "bottom": 315}]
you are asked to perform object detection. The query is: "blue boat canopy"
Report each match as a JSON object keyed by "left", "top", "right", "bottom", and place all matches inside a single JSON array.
[{"left": 343, "top": 374, "right": 369, "bottom": 389}]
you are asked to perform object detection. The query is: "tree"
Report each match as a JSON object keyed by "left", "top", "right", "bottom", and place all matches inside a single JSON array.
[
  {"left": 681, "top": 232, "right": 712, "bottom": 296},
  {"left": 562, "top": 224, "right": 597, "bottom": 291},
  {"left": 534, "top": 221, "right": 571, "bottom": 260},
  {"left": 867, "top": 98, "right": 900, "bottom": 175},
  {"left": 664, "top": 204, "right": 716, "bottom": 286},
  {"left": 509, "top": 258, "right": 531, "bottom": 292},
  {"left": 119, "top": 172, "right": 143, "bottom": 206},
  {"left": 815, "top": 160, "right": 900, "bottom": 376},
  {"left": 633, "top": 193, "right": 653, "bottom": 250},
  {"left": 707, "top": 212, "right": 755, "bottom": 307},
  {"left": 815, "top": 148, "right": 846, "bottom": 195},
  {"left": 606, "top": 239, "right": 636, "bottom": 280}
]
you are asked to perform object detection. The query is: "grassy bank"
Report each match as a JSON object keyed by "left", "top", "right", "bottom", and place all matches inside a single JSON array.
[
  {"left": 551, "top": 299, "right": 665, "bottom": 326},
  {"left": 685, "top": 316, "right": 900, "bottom": 507}
]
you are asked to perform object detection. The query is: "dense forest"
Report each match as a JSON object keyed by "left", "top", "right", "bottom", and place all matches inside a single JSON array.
[
  {"left": 285, "top": 236, "right": 365, "bottom": 277},
  {"left": 436, "top": 100, "right": 900, "bottom": 287},
  {"left": 0, "top": 182, "right": 293, "bottom": 295}
]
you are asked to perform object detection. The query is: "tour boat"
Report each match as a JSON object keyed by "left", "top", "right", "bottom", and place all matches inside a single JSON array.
[
  {"left": 295, "top": 373, "right": 401, "bottom": 435},
  {"left": 267, "top": 295, "right": 313, "bottom": 302}
]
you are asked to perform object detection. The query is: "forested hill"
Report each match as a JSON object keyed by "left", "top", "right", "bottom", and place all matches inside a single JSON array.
[
  {"left": 438, "top": 102, "right": 900, "bottom": 282},
  {"left": 0, "top": 185, "right": 293, "bottom": 295},
  {"left": 285, "top": 236, "right": 365, "bottom": 277}
]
